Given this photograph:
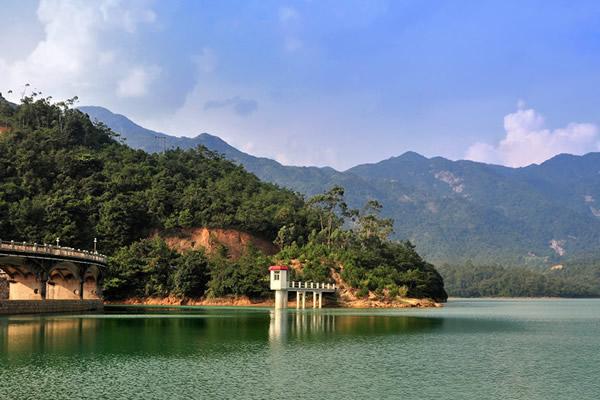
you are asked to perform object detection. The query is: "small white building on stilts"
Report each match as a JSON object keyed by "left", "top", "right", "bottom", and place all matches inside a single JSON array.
[{"left": 269, "top": 265, "right": 336, "bottom": 310}]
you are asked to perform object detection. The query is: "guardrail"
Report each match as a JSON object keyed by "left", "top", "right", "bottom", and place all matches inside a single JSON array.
[
  {"left": 289, "top": 281, "right": 336, "bottom": 290},
  {"left": 0, "top": 240, "right": 107, "bottom": 264}
]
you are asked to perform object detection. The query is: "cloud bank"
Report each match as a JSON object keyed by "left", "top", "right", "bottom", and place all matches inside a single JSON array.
[
  {"left": 465, "top": 106, "right": 599, "bottom": 167},
  {"left": 0, "top": 0, "right": 160, "bottom": 106}
]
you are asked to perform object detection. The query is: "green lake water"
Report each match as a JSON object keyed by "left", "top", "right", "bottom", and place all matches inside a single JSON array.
[{"left": 1, "top": 299, "right": 600, "bottom": 399}]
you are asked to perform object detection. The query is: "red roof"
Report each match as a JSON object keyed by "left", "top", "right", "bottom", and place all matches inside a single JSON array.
[{"left": 269, "top": 265, "right": 289, "bottom": 271}]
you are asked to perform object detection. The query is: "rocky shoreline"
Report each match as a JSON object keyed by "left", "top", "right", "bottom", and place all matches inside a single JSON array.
[{"left": 107, "top": 295, "right": 442, "bottom": 308}]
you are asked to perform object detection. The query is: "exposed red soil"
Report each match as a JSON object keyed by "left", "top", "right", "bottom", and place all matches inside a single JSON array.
[{"left": 156, "top": 227, "right": 278, "bottom": 259}]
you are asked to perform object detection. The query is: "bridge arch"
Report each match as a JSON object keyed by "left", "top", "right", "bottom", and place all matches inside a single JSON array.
[
  {"left": 46, "top": 262, "right": 81, "bottom": 300},
  {"left": 0, "top": 261, "right": 45, "bottom": 300},
  {"left": 82, "top": 265, "right": 101, "bottom": 300},
  {"left": 0, "top": 241, "right": 107, "bottom": 301}
]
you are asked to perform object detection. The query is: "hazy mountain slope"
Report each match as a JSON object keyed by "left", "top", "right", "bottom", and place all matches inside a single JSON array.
[
  {"left": 80, "top": 106, "right": 369, "bottom": 197},
  {"left": 80, "top": 106, "right": 600, "bottom": 266},
  {"left": 348, "top": 153, "right": 600, "bottom": 265}
]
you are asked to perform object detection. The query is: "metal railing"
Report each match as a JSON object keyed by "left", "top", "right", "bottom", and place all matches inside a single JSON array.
[
  {"left": 289, "top": 281, "right": 336, "bottom": 290},
  {"left": 0, "top": 240, "right": 107, "bottom": 264}
]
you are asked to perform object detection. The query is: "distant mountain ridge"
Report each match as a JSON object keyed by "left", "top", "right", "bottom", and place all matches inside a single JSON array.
[{"left": 79, "top": 106, "right": 600, "bottom": 266}]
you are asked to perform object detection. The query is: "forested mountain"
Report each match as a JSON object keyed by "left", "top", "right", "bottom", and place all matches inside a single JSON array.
[
  {"left": 0, "top": 95, "right": 447, "bottom": 302},
  {"left": 81, "top": 106, "right": 600, "bottom": 267},
  {"left": 79, "top": 106, "right": 360, "bottom": 196},
  {"left": 438, "top": 261, "right": 600, "bottom": 298}
]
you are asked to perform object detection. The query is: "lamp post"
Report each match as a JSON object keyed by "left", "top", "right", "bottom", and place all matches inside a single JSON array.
[
  {"left": 56, "top": 237, "right": 60, "bottom": 247},
  {"left": 93, "top": 238, "right": 97, "bottom": 253}
]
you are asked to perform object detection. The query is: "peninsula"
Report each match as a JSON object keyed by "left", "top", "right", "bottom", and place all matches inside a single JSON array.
[{"left": 0, "top": 94, "right": 447, "bottom": 310}]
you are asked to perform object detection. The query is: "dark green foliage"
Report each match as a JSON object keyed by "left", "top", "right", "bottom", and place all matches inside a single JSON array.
[
  {"left": 83, "top": 106, "right": 600, "bottom": 267},
  {"left": 173, "top": 250, "right": 210, "bottom": 298},
  {"left": 277, "top": 187, "right": 448, "bottom": 302},
  {"left": 0, "top": 95, "right": 312, "bottom": 254},
  {"left": 206, "top": 248, "right": 272, "bottom": 298},
  {"left": 438, "top": 262, "right": 600, "bottom": 298},
  {"left": 105, "top": 238, "right": 211, "bottom": 300},
  {"left": 1, "top": 96, "right": 447, "bottom": 302},
  {"left": 340, "top": 240, "right": 446, "bottom": 301},
  {"left": 104, "top": 237, "right": 179, "bottom": 299}
]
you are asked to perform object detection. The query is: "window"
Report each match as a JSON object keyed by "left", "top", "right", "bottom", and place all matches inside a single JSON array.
[{"left": 273, "top": 271, "right": 280, "bottom": 281}]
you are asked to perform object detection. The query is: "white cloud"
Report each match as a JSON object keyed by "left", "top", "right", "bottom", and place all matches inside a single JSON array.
[
  {"left": 279, "top": 7, "right": 299, "bottom": 24},
  {"left": 117, "top": 66, "right": 160, "bottom": 98},
  {"left": 140, "top": 73, "right": 372, "bottom": 169},
  {"left": 284, "top": 37, "right": 303, "bottom": 52},
  {"left": 278, "top": 6, "right": 303, "bottom": 53},
  {"left": 0, "top": 0, "right": 158, "bottom": 104},
  {"left": 99, "top": 1, "right": 156, "bottom": 33},
  {"left": 193, "top": 48, "right": 219, "bottom": 74},
  {"left": 466, "top": 106, "right": 599, "bottom": 167}
]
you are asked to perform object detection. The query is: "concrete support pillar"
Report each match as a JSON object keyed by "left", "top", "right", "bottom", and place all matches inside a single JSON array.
[
  {"left": 275, "top": 290, "right": 288, "bottom": 309},
  {"left": 79, "top": 278, "right": 84, "bottom": 300},
  {"left": 79, "top": 266, "right": 85, "bottom": 300},
  {"left": 296, "top": 291, "right": 300, "bottom": 309},
  {"left": 313, "top": 292, "right": 317, "bottom": 309},
  {"left": 38, "top": 271, "right": 48, "bottom": 300},
  {"left": 302, "top": 291, "right": 306, "bottom": 309},
  {"left": 319, "top": 292, "right": 323, "bottom": 308}
]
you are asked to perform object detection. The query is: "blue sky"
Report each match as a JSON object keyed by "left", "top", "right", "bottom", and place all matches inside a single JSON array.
[{"left": 1, "top": 0, "right": 600, "bottom": 169}]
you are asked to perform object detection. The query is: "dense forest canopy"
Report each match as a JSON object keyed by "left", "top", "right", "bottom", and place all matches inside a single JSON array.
[
  {"left": 0, "top": 93, "right": 447, "bottom": 302},
  {"left": 439, "top": 262, "right": 600, "bottom": 298},
  {"left": 82, "top": 105, "right": 600, "bottom": 268},
  {"left": 0, "top": 93, "right": 312, "bottom": 252}
]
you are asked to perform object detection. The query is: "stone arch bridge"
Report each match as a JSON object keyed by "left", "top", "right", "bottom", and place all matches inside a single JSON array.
[{"left": 0, "top": 240, "right": 106, "bottom": 301}]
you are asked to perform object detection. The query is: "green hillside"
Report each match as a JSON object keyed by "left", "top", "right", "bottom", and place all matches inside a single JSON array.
[
  {"left": 0, "top": 95, "right": 447, "bottom": 302},
  {"left": 81, "top": 106, "right": 600, "bottom": 267}
]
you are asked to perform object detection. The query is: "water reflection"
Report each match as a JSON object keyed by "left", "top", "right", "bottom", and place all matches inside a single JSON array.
[
  {"left": 1, "top": 307, "right": 519, "bottom": 363},
  {"left": 0, "top": 317, "right": 99, "bottom": 354},
  {"left": 268, "top": 310, "right": 287, "bottom": 344},
  {"left": 268, "top": 309, "right": 450, "bottom": 345},
  {"left": 0, "top": 302, "right": 594, "bottom": 400},
  {"left": 0, "top": 313, "right": 268, "bottom": 361}
]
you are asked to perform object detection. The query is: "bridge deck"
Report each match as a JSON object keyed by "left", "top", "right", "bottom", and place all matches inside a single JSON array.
[{"left": 0, "top": 241, "right": 107, "bottom": 265}]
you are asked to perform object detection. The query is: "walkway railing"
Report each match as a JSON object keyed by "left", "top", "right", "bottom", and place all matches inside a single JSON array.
[
  {"left": 0, "top": 240, "right": 107, "bottom": 265},
  {"left": 289, "top": 281, "right": 336, "bottom": 290}
]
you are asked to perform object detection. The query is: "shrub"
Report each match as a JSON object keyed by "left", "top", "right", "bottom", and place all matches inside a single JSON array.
[
  {"left": 173, "top": 250, "right": 209, "bottom": 298},
  {"left": 356, "top": 286, "right": 369, "bottom": 298},
  {"left": 398, "top": 285, "right": 409, "bottom": 297},
  {"left": 387, "top": 284, "right": 399, "bottom": 298}
]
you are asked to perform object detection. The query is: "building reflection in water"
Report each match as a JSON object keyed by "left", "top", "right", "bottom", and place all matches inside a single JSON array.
[
  {"left": 269, "top": 310, "right": 339, "bottom": 344},
  {"left": 268, "top": 310, "right": 288, "bottom": 343},
  {"left": 268, "top": 309, "right": 450, "bottom": 347},
  {"left": 0, "top": 317, "right": 100, "bottom": 356}
]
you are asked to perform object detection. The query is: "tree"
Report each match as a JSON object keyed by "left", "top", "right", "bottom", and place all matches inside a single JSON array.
[
  {"left": 173, "top": 250, "right": 210, "bottom": 298},
  {"left": 356, "top": 200, "right": 394, "bottom": 243},
  {"left": 0, "top": 94, "right": 449, "bottom": 303},
  {"left": 308, "top": 185, "right": 356, "bottom": 247}
]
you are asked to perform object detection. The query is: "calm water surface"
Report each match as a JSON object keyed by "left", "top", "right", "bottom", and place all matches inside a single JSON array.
[{"left": 1, "top": 299, "right": 600, "bottom": 399}]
